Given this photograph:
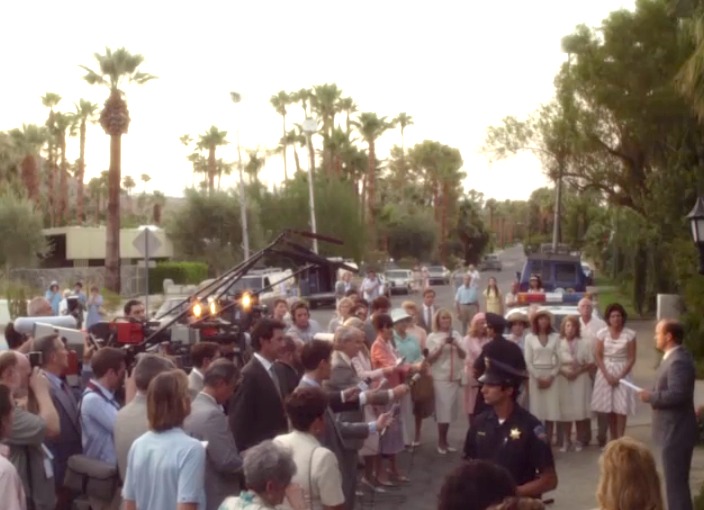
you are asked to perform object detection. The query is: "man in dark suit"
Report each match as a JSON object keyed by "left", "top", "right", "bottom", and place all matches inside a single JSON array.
[
  {"left": 639, "top": 319, "right": 697, "bottom": 510},
  {"left": 229, "top": 318, "right": 289, "bottom": 452},
  {"left": 299, "top": 339, "right": 393, "bottom": 509},
  {"left": 184, "top": 359, "right": 242, "bottom": 510},
  {"left": 417, "top": 288, "right": 436, "bottom": 333},
  {"left": 35, "top": 333, "right": 82, "bottom": 510},
  {"left": 273, "top": 335, "right": 302, "bottom": 399}
]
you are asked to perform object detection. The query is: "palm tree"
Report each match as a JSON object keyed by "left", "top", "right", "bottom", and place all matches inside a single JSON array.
[
  {"left": 355, "top": 113, "right": 391, "bottom": 242},
  {"left": 52, "top": 112, "right": 76, "bottom": 224},
  {"left": 270, "top": 91, "right": 290, "bottom": 180},
  {"left": 151, "top": 190, "right": 166, "bottom": 225},
  {"left": 216, "top": 159, "right": 233, "bottom": 190},
  {"left": 81, "top": 47, "right": 156, "bottom": 292},
  {"left": 393, "top": 113, "right": 414, "bottom": 154},
  {"left": 42, "top": 93, "right": 61, "bottom": 225},
  {"left": 244, "top": 150, "right": 266, "bottom": 183},
  {"left": 197, "top": 126, "right": 228, "bottom": 194},
  {"left": 9, "top": 125, "right": 47, "bottom": 204},
  {"left": 283, "top": 128, "right": 306, "bottom": 174},
  {"left": 123, "top": 175, "right": 136, "bottom": 195},
  {"left": 311, "top": 84, "right": 343, "bottom": 175},
  {"left": 339, "top": 97, "right": 357, "bottom": 136},
  {"left": 140, "top": 173, "right": 151, "bottom": 194},
  {"left": 74, "top": 100, "right": 98, "bottom": 223}
]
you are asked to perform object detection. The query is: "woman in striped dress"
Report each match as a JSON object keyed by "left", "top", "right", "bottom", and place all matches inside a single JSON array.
[{"left": 590, "top": 303, "right": 637, "bottom": 443}]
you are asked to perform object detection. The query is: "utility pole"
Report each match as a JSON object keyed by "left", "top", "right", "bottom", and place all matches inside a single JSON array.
[{"left": 552, "top": 157, "right": 564, "bottom": 251}]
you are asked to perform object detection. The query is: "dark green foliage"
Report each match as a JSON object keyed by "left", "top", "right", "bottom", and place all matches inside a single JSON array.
[{"left": 148, "top": 261, "right": 208, "bottom": 292}]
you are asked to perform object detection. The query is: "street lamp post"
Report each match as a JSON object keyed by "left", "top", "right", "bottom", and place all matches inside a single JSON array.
[
  {"left": 687, "top": 196, "right": 704, "bottom": 274},
  {"left": 302, "top": 118, "right": 319, "bottom": 254}
]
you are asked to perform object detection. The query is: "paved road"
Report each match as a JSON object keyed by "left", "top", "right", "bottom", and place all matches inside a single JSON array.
[{"left": 309, "top": 247, "right": 701, "bottom": 510}]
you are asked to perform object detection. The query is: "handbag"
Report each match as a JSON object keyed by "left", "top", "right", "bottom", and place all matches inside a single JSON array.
[
  {"left": 410, "top": 372, "right": 435, "bottom": 419},
  {"left": 63, "top": 454, "right": 119, "bottom": 501}
]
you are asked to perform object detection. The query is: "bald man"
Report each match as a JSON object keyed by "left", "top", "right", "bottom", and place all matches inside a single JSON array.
[
  {"left": 0, "top": 352, "right": 61, "bottom": 510},
  {"left": 577, "top": 297, "right": 607, "bottom": 447}
]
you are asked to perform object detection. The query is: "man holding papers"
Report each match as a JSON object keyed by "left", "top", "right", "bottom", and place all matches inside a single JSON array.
[{"left": 638, "top": 320, "right": 697, "bottom": 510}]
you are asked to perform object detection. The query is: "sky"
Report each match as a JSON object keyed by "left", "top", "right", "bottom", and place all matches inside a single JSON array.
[{"left": 1, "top": 0, "right": 636, "bottom": 202}]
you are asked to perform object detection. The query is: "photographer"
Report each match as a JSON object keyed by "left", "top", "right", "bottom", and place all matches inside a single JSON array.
[
  {"left": 0, "top": 351, "right": 61, "bottom": 510},
  {"left": 85, "top": 286, "right": 104, "bottom": 330},
  {"left": 426, "top": 308, "right": 465, "bottom": 455}
]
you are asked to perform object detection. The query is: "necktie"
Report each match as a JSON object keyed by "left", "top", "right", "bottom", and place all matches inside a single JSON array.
[
  {"left": 269, "top": 366, "right": 282, "bottom": 397},
  {"left": 426, "top": 306, "right": 431, "bottom": 327}
]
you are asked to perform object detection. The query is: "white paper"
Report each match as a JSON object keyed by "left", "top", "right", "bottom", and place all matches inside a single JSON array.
[{"left": 618, "top": 379, "right": 643, "bottom": 392}]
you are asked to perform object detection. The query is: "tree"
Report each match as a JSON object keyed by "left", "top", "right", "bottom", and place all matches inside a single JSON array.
[
  {"left": 81, "top": 47, "right": 156, "bottom": 292},
  {"left": 244, "top": 151, "right": 265, "bottom": 183},
  {"left": 41, "top": 93, "right": 61, "bottom": 226},
  {"left": 0, "top": 190, "right": 48, "bottom": 273},
  {"left": 123, "top": 175, "right": 136, "bottom": 195},
  {"left": 270, "top": 91, "right": 290, "bottom": 180},
  {"left": 393, "top": 113, "right": 414, "bottom": 154},
  {"left": 74, "top": 100, "right": 98, "bottom": 223},
  {"left": 355, "top": 112, "right": 392, "bottom": 242},
  {"left": 140, "top": 173, "right": 151, "bottom": 194},
  {"left": 52, "top": 112, "right": 76, "bottom": 225},
  {"left": 9, "top": 125, "right": 46, "bottom": 204},
  {"left": 197, "top": 126, "right": 228, "bottom": 194}
]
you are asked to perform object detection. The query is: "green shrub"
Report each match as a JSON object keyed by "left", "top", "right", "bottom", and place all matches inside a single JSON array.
[{"left": 148, "top": 261, "right": 208, "bottom": 293}]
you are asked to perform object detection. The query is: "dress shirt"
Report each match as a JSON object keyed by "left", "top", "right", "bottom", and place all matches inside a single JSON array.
[
  {"left": 455, "top": 285, "right": 478, "bottom": 305},
  {"left": 299, "top": 376, "right": 378, "bottom": 434},
  {"left": 422, "top": 305, "right": 435, "bottom": 327},
  {"left": 81, "top": 379, "right": 120, "bottom": 464},
  {"left": 663, "top": 345, "right": 681, "bottom": 361}
]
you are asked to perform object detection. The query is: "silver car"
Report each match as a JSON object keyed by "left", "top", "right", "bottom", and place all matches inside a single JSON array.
[{"left": 384, "top": 269, "right": 414, "bottom": 295}]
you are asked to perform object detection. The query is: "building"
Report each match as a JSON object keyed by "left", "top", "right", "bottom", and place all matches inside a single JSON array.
[{"left": 42, "top": 226, "right": 174, "bottom": 268}]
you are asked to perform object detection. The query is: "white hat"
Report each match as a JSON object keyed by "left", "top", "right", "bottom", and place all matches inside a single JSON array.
[{"left": 391, "top": 308, "right": 412, "bottom": 324}]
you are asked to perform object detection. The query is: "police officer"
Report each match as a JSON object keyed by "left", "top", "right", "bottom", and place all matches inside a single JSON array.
[
  {"left": 463, "top": 357, "right": 557, "bottom": 499},
  {"left": 472, "top": 313, "right": 526, "bottom": 417}
]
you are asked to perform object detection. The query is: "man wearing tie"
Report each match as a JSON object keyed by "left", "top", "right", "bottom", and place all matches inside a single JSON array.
[
  {"left": 229, "top": 318, "right": 289, "bottom": 452},
  {"left": 638, "top": 320, "right": 697, "bottom": 510},
  {"left": 35, "top": 334, "right": 82, "bottom": 510},
  {"left": 418, "top": 288, "right": 436, "bottom": 333}
]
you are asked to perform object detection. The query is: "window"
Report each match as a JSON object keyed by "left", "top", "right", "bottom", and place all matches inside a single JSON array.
[{"left": 555, "top": 263, "right": 577, "bottom": 283}]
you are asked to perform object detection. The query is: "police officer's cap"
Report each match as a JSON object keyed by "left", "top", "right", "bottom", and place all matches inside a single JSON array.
[
  {"left": 485, "top": 312, "right": 507, "bottom": 332},
  {"left": 478, "top": 357, "right": 527, "bottom": 386}
]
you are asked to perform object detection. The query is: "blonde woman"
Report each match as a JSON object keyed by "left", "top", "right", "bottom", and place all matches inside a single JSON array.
[
  {"left": 401, "top": 300, "right": 427, "bottom": 350},
  {"left": 328, "top": 297, "right": 354, "bottom": 332},
  {"left": 426, "top": 308, "right": 465, "bottom": 454},
  {"left": 594, "top": 437, "right": 664, "bottom": 510},
  {"left": 557, "top": 316, "right": 594, "bottom": 452},
  {"left": 461, "top": 313, "right": 489, "bottom": 425},
  {"left": 483, "top": 277, "right": 503, "bottom": 315}
]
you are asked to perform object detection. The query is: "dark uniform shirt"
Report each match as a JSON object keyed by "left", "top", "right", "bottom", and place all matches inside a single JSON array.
[
  {"left": 463, "top": 404, "right": 554, "bottom": 487},
  {"left": 473, "top": 337, "right": 527, "bottom": 415}
]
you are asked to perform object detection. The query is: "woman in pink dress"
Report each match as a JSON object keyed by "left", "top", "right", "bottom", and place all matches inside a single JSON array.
[
  {"left": 590, "top": 303, "right": 637, "bottom": 443},
  {"left": 461, "top": 313, "right": 489, "bottom": 425}
]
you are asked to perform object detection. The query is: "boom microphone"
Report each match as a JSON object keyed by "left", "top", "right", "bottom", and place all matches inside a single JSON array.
[{"left": 288, "top": 230, "right": 344, "bottom": 245}]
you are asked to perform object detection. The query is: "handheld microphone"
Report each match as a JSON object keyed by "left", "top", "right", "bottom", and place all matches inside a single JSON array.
[
  {"left": 357, "top": 377, "right": 373, "bottom": 392},
  {"left": 380, "top": 402, "right": 401, "bottom": 437}
]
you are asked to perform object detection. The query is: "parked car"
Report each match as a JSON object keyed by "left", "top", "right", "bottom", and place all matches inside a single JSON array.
[
  {"left": 384, "top": 269, "right": 414, "bottom": 295},
  {"left": 426, "top": 265, "right": 451, "bottom": 285},
  {"left": 479, "top": 254, "right": 503, "bottom": 271}
]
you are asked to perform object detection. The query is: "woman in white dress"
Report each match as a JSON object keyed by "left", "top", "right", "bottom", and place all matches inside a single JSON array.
[
  {"left": 590, "top": 303, "right": 637, "bottom": 442},
  {"left": 557, "top": 316, "right": 594, "bottom": 452},
  {"left": 426, "top": 308, "right": 466, "bottom": 454},
  {"left": 524, "top": 309, "right": 561, "bottom": 445}
]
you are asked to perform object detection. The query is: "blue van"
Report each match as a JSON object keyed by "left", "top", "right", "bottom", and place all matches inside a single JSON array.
[{"left": 517, "top": 253, "right": 589, "bottom": 292}]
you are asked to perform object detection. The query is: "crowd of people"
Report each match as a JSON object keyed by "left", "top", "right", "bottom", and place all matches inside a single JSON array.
[{"left": 0, "top": 265, "right": 697, "bottom": 510}]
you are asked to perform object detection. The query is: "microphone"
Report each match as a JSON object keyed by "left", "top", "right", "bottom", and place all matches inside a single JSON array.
[
  {"left": 288, "top": 229, "right": 344, "bottom": 245},
  {"left": 380, "top": 402, "right": 401, "bottom": 437},
  {"left": 409, "top": 349, "right": 429, "bottom": 387}
]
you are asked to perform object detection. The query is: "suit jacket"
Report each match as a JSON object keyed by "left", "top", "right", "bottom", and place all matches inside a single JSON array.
[
  {"left": 326, "top": 352, "right": 390, "bottom": 450},
  {"left": 298, "top": 377, "right": 369, "bottom": 458},
  {"left": 45, "top": 372, "right": 82, "bottom": 487},
  {"left": 229, "top": 356, "right": 288, "bottom": 452},
  {"left": 273, "top": 360, "right": 301, "bottom": 400},
  {"left": 188, "top": 369, "right": 204, "bottom": 400},
  {"left": 114, "top": 393, "right": 150, "bottom": 481},
  {"left": 650, "top": 346, "right": 698, "bottom": 450},
  {"left": 417, "top": 305, "right": 436, "bottom": 333},
  {"left": 184, "top": 393, "right": 243, "bottom": 510}
]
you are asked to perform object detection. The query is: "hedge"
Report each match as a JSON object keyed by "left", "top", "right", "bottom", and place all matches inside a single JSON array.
[{"left": 148, "top": 261, "right": 209, "bottom": 293}]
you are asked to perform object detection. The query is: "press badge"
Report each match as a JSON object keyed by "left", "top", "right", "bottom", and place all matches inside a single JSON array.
[{"left": 41, "top": 444, "right": 54, "bottom": 479}]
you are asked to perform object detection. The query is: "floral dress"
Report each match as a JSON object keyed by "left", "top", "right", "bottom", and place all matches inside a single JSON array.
[{"left": 590, "top": 327, "right": 637, "bottom": 416}]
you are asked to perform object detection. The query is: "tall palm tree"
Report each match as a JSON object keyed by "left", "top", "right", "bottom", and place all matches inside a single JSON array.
[
  {"left": 81, "top": 47, "right": 156, "bottom": 292},
  {"left": 270, "top": 91, "right": 290, "bottom": 181},
  {"left": 140, "top": 173, "right": 151, "bottom": 194},
  {"left": 339, "top": 97, "right": 357, "bottom": 136},
  {"left": 74, "top": 100, "right": 98, "bottom": 223},
  {"left": 42, "top": 93, "right": 61, "bottom": 225},
  {"left": 393, "top": 113, "right": 414, "bottom": 154},
  {"left": 244, "top": 150, "right": 266, "bottom": 183},
  {"left": 151, "top": 190, "right": 166, "bottom": 225},
  {"left": 123, "top": 175, "right": 136, "bottom": 195},
  {"left": 283, "top": 128, "right": 306, "bottom": 174},
  {"left": 197, "top": 126, "right": 228, "bottom": 194},
  {"left": 355, "top": 113, "right": 391, "bottom": 242},
  {"left": 9, "top": 125, "right": 47, "bottom": 204},
  {"left": 53, "top": 112, "right": 76, "bottom": 225},
  {"left": 216, "top": 159, "right": 233, "bottom": 190},
  {"left": 311, "top": 84, "right": 343, "bottom": 175}
]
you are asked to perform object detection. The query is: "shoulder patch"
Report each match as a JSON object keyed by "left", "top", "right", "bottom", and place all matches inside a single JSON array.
[{"left": 533, "top": 424, "right": 548, "bottom": 442}]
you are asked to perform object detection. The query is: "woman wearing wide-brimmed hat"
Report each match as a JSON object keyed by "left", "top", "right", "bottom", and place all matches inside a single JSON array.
[{"left": 524, "top": 308, "right": 561, "bottom": 445}]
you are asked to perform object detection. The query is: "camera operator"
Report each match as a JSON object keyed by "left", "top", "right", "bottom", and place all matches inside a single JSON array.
[
  {"left": 0, "top": 351, "right": 61, "bottom": 510},
  {"left": 123, "top": 300, "right": 146, "bottom": 322},
  {"left": 188, "top": 342, "right": 221, "bottom": 399}
]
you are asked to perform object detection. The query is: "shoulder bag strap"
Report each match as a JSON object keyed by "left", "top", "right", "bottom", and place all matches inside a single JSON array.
[{"left": 308, "top": 446, "right": 320, "bottom": 510}]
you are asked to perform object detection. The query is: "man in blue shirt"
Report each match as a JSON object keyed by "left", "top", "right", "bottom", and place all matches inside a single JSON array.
[
  {"left": 455, "top": 274, "right": 479, "bottom": 336},
  {"left": 81, "top": 347, "right": 125, "bottom": 464}
]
